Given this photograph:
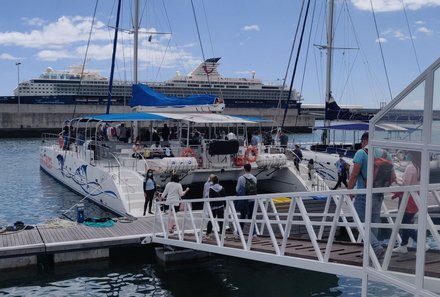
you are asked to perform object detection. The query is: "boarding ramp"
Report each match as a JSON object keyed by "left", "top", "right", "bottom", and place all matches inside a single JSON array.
[{"left": 149, "top": 186, "right": 440, "bottom": 296}]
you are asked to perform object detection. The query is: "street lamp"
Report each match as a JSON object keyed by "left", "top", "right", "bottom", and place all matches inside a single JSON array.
[{"left": 15, "top": 62, "right": 21, "bottom": 112}]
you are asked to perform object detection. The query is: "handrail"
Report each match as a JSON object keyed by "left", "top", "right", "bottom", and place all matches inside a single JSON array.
[{"left": 152, "top": 184, "right": 440, "bottom": 275}]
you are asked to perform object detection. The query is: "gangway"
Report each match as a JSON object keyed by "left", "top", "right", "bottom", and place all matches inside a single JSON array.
[{"left": 147, "top": 187, "right": 440, "bottom": 297}]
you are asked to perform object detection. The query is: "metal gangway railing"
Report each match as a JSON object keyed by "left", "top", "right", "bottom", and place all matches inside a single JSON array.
[{"left": 149, "top": 185, "right": 440, "bottom": 297}]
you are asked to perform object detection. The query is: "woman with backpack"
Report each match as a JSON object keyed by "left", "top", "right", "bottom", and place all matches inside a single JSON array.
[{"left": 143, "top": 169, "right": 156, "bottom": 215}]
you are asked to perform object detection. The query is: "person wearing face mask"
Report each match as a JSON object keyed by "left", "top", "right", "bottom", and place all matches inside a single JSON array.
[{"left": 143, "top": 169, "right": 157, "bottom": 215}]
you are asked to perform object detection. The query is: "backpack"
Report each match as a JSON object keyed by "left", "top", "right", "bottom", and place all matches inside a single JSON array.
[
  {"left": 373, "top": 157, "right": 395, "bottom": 187},
  {"left": 244, "top": 177, "right": 257, "bottom": 195},
  {"left": 361, "top": 148, "right": 395, "bottom": 187}
]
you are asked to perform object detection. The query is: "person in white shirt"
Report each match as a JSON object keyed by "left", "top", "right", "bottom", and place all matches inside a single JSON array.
[
  {"left": 161, "top": 174, "right": 189, "bottom": 233},
  {"left": 226, "top": 131, "right": 236, "bottom": 140},
  {"left": 150, "top": 141, "right": 163, "bottom": 158}
]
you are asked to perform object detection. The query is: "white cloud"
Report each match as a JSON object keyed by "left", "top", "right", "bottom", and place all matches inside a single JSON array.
[
  {"left": 242, "top": 25, "right": 260, "bottom": 32},
  {"left": 417, "top": 26, "right": 433, "bottom": 34},
  {"left": 0, "top": 16, "right": 111, "bottom": 49},
  {"left": 351, "top": 0, "right": 440, "bottom": 12},
  {"left": 375, "top": 37, "right": 387, "bottom": 43},
  {"left": 0, "top": 53, "right": 20, "bottom": 60},
  {"left": 36, "top": 50, "right": 73, "bottom": 61},
  {"left": 21, "top": 17, "right": 47, "bottom": 26},
  {"left": 392, "top": 30, "right": 410, "bottom": 40}
]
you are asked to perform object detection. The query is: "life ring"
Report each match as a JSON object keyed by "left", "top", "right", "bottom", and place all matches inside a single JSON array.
[
  {"left": 180, "top": 148, "right": 195, "bottom": 158},
  {"left": 234, "top": 155, "right": 245, "bottom": 167},
  {"left": 58, "top": 135, "right": 64, "bottom": 148},
  {"left": 245, "top": 147, "right": 258, "bottom": 163}
]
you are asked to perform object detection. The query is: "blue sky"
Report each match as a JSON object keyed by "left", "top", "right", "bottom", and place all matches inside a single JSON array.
[{"left": 1, "top": 0, "right": 440, "bottom": 108}]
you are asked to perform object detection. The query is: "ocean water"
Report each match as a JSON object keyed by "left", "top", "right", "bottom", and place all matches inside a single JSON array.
[{"left": 0, "top": 138, "right": 413, "bottom": 297}]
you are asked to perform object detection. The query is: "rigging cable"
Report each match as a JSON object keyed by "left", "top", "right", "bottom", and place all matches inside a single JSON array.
[
  {"left": 272, "top": 0, "right": 307, "bottom": 132},
  {"left": 401, "top": 0, "right": 421, "bottom": 74},
  {"left": 72, "top": 0, "right": 99, "bottom": 118},
  {"left": 281, "top": 0, "right": 312, "bottom": 129},
  {"left": 190, "top": 0, "right": 213, "bottom": 89},
  {"left": 153, "top": 0, "right": 173, "bottom": 83},
  {"left": 369, "top": 0, "right": 393, "bottom": 102},
  {"left": 201, "top": 0, "right": 215, "bottom": 58},
  {"left": 299, "top": 0, "right": 318, "bottom": 100}
]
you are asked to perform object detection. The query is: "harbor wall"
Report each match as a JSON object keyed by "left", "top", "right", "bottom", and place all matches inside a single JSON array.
[{"left": 0, "top": 104, "right": 314, "bottom": 137}]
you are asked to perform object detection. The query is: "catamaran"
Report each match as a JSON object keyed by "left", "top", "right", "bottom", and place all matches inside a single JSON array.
[{"left": 39, "top": 0, "right": 328, "bottom": 217}]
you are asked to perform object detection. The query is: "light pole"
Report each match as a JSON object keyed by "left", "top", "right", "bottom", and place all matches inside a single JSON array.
[{"left": 15, "top": 62, "right": 21, "bottom": 112}]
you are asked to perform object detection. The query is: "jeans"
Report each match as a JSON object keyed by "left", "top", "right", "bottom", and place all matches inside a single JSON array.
[
  {"left": 354, "top": 193, "right": 384, "bottom": 254},
  {"left": 238, "top": 200, "right": 256, "bottom": 235},
  {"left": 401, "top": 212, "right": 417, "bottom": 246},
  {"left": 207, "top": 207, "right": 225, "bottom": 235}
]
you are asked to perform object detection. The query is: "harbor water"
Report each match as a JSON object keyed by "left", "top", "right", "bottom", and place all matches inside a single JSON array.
[{"left": 0, "top": 137, "right": 411, "bottom": 296}]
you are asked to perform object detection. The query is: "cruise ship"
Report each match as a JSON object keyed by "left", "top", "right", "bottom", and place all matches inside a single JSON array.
[{"left": 6, "top": 58, "right": 302, "bottom": 109}]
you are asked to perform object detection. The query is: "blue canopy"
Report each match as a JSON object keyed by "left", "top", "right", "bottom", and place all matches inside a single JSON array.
[
  {"left": 129, "top": 84, "right": 217, "bottom": 107},
  {"left": 76, "top": 113, "right": 170, "bottom": 122}
]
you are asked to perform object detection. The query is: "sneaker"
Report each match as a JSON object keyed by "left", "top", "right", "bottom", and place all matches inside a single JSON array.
[
  {"left": 204, "top": 233, "right": 212, "bottom": 240},
  {"left": 393, "top": 245, "right": 408, "bottom": 254}
]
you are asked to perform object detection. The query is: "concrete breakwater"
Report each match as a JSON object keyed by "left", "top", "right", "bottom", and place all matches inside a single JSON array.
[{"left": 0, "top": 104, "right": 314, "bottom": 137}]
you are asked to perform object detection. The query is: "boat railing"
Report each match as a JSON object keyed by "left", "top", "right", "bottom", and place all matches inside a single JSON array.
[{"left": 153, "top": 184, "right": 440, "bottom": 278}]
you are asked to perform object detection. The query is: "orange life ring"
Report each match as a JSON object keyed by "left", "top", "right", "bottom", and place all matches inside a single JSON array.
[
  {"left": 245, "top": 147, "right": 258, "bottom": 163},
  {"left": 58, "top": 135, "right": 64, "bottom": 148},
  {"left": 180, "top": 148, "right": 195, "bottom": 158},
  {"left": 234, "top": 155, "right": 245, "bottom": 167}
]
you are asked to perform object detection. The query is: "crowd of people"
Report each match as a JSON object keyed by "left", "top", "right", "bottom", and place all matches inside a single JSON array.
[
  {"left": 144, "top": 163, "right": 258, "bottom": 239},
  {"left": 148, "top": 131, "right": 429, "bottom": 259}
]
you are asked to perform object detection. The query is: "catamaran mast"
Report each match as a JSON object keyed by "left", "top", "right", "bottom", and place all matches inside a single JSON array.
[
  {"left": 106, "top": 0, "right": 122, "bottom": 114},
  {"left": 133, "top": 0, "right": 139, "bottom": 84},
  {"left": 323, "top": 0, "right": 335, "bottom": 145}
]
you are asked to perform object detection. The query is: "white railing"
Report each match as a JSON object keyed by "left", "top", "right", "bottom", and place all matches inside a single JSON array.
[{"left": 152, "top": 184, "right": 440, "bottom": 279}]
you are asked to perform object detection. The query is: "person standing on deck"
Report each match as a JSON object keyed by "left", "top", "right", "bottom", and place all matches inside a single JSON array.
[
  {"left": 143, "top": 169, "right": 156, "bottom": 215},
  {"left": 293, "top": 145, "right": 303, "bottom": 171},
  {"left": 162, "top": 124, "right": 170, "bottom": 141},
  {"left": 333, "top": 154, "right": 349, "bottom": 189}
]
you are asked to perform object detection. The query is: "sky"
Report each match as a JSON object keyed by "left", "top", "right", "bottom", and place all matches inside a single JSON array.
[{"left": 1, "top": 0, "right": 440, "bottom": 108}]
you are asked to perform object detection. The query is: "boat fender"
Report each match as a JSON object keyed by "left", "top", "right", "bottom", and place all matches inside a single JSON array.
[
  {"left": 180, "top": 148, "right": 195, "bottom": 158},
  {"left": 245, "top": 146, "right": 258, "bottom": 163},
  {"left": 234, "top": 155, "right": 245, "bottom": 167}
]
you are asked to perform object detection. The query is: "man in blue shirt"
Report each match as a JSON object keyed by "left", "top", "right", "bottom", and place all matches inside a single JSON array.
[{"left": 348, "top": 132, "right": 385, "bottom": 259}]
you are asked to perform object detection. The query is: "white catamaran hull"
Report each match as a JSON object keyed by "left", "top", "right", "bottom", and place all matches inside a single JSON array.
[{"left": 40, "top": 145, "right": 145, "bottom": 217}]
